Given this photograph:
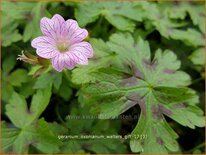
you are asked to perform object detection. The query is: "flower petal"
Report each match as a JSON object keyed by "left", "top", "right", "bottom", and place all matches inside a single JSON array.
[
  {"left": 64, "top": 53, "right": 76, "bottom": 70},
  {"left": 36, "top": 48, "right": 59, "bottom": 59},
  {"left": 31, "top": 36, "right": 55, "bottom": 49},
  {"left": 41, "top": 15, "right": 66, "bottom": 39},
  {"left": 65, "top": 19, "right": 88, "bottom": 44},
  {"left": 40, "top": 17, "right": 56, "bottom": 39},
  {"left": 65, "top": 19, "right": 78, "bottom": 36},
  {"left": 52, "top": 54, "right": 76, "bottom": 72},
  {"left": 51, "top": 14, "right": 66, "bottom": 37},
  {"left": 68, "top": 50, "right": 88, "bottom": 65},
  {"left": 31, "top": 36, "right": 58, "bottom": 59},
  {"left": 70, "top": 42, "right": 93, "bottom": 58}
]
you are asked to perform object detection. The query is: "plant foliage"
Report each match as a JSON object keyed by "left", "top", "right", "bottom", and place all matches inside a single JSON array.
[{"left": 1, "top": 1, "right": 205, "bottom": 154}]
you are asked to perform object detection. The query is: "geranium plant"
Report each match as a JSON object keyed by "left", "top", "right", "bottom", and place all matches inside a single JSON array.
[{"left": 1, "top": 1, "right": 205, "bottom": 154}]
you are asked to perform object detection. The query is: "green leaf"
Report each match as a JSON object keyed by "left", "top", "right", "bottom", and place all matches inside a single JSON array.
[
  {"left": 2, "top": 57, "right": 17, "bottom": 103},
  {"left": 29, "top": 85, "right": 52, "bottom": 123},
  {"left": 2, "top": 1, "right": 34, "bottom": 21},
  {"left": 72, "top": 38, "right": 114, "bottom": 84},
  {"left": 3, "top": 86, "right": 57, "bottom": 154},
  {"left": 53, "top": 73, "right": 63, "bottom": 90},
  {"left": 169, "top": 29, "right": 204, "bottom": 47},
  {"left": 153, "top": 87, "right": 197, "bottom": 103},
  {"left": 33, "top": 119, "right": 61, "bottom": 153},
  {"left": 193, "top": 149, "right": 202, "bottom": 154},
  {"left": 2, "top": 1, "right": 50, "bottom": 45},
  {"left": 23, "top": 2, "right": 50, "bottom": 42},
  {"left": 1, "top": 1, "right": 34, "bottom": 46},
  {"left": 130, "top": 108, "right": 179, "bottom": 154},
  {"left": 6, "top": 86, "right": 52, "bottom": 128},
  {"left": 2, "top": 56, "right": 16, "bottom": 74},
  {"left": 6, "top": 92, "right": 28, "bottom": 128},
  {"left": 187, "top": 4, "right": 205, "bottom": 33},
  {"left": 33, "top": 72, "right": 54, "bottom": 89},
  {"left": 189, "top": 48, "right": 205, "bottom": 66},
  {"left": 75, "top": 2, "right": 143, "bottom": 32},
  {"left": 2, "top": 126, "right": 29, "bottom": 153},
  {"left": 2, "top": 81, "right": 14, "bottom": 103},
  {"left": 2, "top": 22, "right": 22, "bottom": 47},
  {"left": 18, "top": 80, "right": 35, "bottom": 98},
  {"left": 58, "top": 81, "right": 72, "bottom": 101},
  {"left": 84, "top": 139, "right": 127, "bottom": 154},
  {"left": 189, "top": 48, "right": 205, "bottom": 77},
  {"left": 76, "top": 33, "right": 204, "bottom": 154},
  {"left": 161, "top": 2, "right": 205, "bottom": 33},
  {"left": 158, "top": 2, "right": 188, "bottom": 20},
  {"left": 2, "top": 119, "right": 60, "bottom": 154},
  {"left": 140, "top": 2, "right": 204, "bottom": 47},
  {"left": 34, "top": 71, "right": 63, "bottom": 90},
  {"left": 63, "top": 103, "right": 127, "bottom": 154},
  {"left": 8, "top": 69, "right": 29, "bottom": 87}
]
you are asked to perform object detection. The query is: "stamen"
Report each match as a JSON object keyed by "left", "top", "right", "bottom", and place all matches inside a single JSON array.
[{"left": 57, "top": 41, "right": 69, "bottom": 53}]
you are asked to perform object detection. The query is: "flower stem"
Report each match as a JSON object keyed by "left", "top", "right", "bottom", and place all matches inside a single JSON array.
[
  {"left": 191, "top": 77, "right": 204, "bottom": 85},
  {"left": 55, "top": 104, "right": 68, "bottom": 128},
  {"left": 184, "top": 142, "right": 205, "bottom": 154}
]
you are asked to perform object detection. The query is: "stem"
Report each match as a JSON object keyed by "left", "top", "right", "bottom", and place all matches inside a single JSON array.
[
  {"left": 184, "top": 142, "right": 205, "bottom": 154},
  {"left": 55, "top": 104, "right": 68, "bottom": 129},
  {"left": 191, "top": 77, "right": 204, "bottom": 85},
  {"left": 11, "top": 44, "right": 22, "bottom": 51},
  {"left": 97, "top": 15, "right": 103, "bottom": 28},
  {"left": 95, "top": 15, "right": 104, "bottom": 36},
  {"left": 145, "top": 27, "right": 156, "bottom": 37}
]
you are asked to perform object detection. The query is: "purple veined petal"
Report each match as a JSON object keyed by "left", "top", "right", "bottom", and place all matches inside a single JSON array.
[
  {"left": 36, "top": 48, "right": 59, "bottom": 59},
  {"left": 69, "top": 29, "right": 88, "bottom": 45},
  {"left": 40, "top": 17, "right": 57, "bottom": 39},
  {"left": 69, "top": 42, "right": 93, "bottom": 58},
  {"left": 65, "top": 19, "right": 88, "bottom": 43},
  {"left": 31, "top": 36, "right": 56, "bottom": 49},
  {"left": 52, "top": 53, "right": 76, "bottom": 72},
  {"left": 51, "top": 54, "right": 64, "bottom": 72},
  {"left": 51, "top": 14, "right": 66, "bottom": 37},
  {"left": 65, "top": 19, "right": 78, "bottom": 36},
  {"left": 68, "top": 50, "right": 88, "bottom": 65},
  {"left": 64, "top": 53, "right": 77, "bottom": 70}
]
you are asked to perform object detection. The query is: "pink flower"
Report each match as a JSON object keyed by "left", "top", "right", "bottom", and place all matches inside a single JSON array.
[{"left": 31, "top": 14, "right": 93, "bottom": 72}]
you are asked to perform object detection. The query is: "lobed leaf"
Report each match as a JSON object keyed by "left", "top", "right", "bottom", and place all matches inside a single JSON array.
[
  {"left": 2, "top": 86, "right": 59, "bottom": 154},
  {"left": 75, "top": 1, "right": 143, "bottom": 32},
  {"left": 74, "top": 33, "right": 205, "bottom": 154}
]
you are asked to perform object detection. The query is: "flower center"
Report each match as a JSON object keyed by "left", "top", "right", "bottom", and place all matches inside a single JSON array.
[{"left": 57, "top": 41, "right": 69, "bottom": 53}]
